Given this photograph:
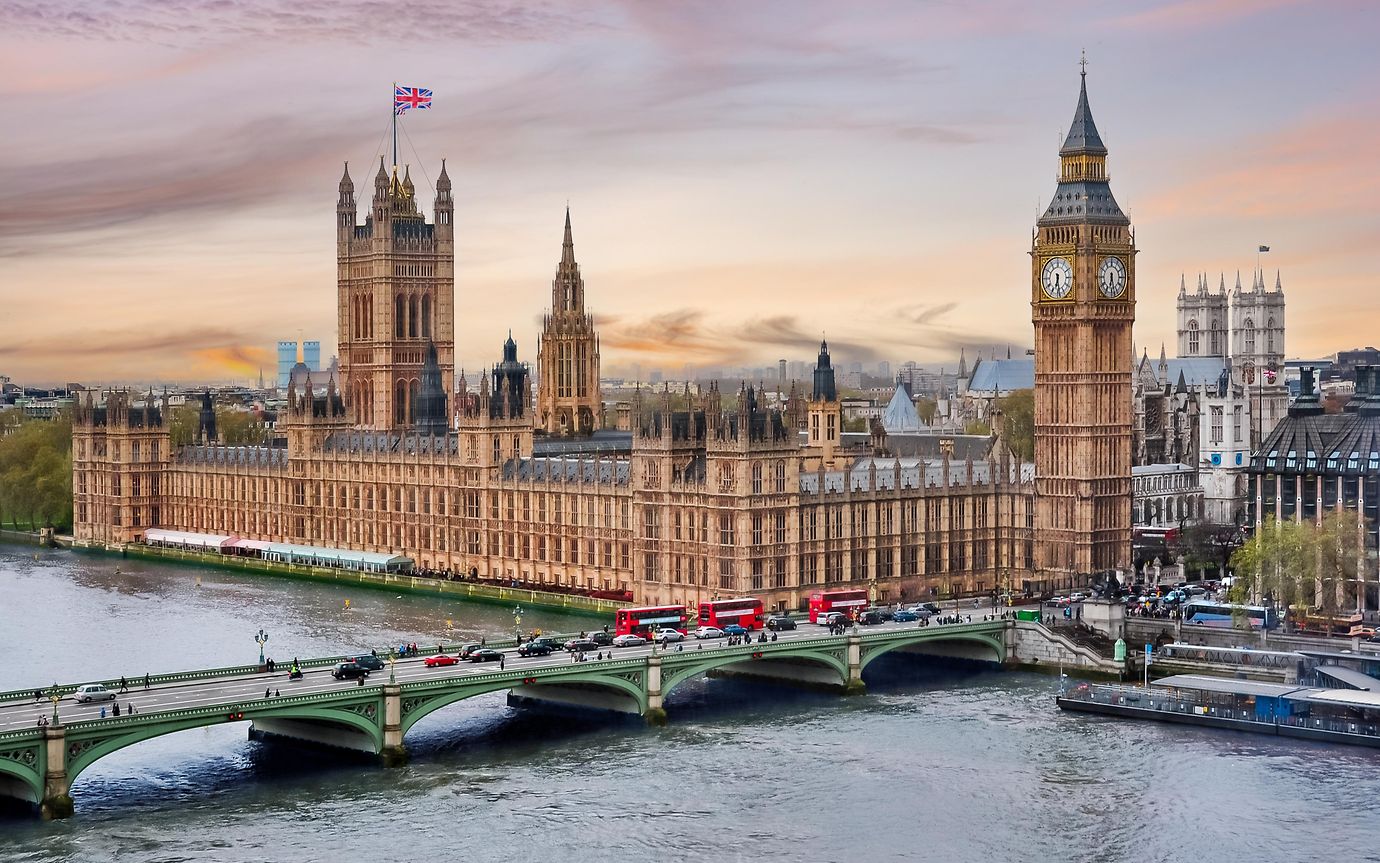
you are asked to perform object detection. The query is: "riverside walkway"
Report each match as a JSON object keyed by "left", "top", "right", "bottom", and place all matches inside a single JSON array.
[{"left": 0, "top": 616, "right": 1103, "bottom": 818}]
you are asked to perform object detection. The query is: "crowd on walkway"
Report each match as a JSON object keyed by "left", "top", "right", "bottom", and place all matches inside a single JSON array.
[{"left": 404, "top": 566, "right": 633, "bottom": 603}]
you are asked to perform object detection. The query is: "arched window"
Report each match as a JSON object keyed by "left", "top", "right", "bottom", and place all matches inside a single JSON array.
[
  {"left": 1266, "top": 317, "right": 1275, "bottom": 353},
  {"left": 408, "top": 379, "right": 419, "bottom": 423},
  {"left": 1244, "top": 318, "right": 1255, "bottom": 353},
  {"left": 408, "top": 296, "right": 418, "bottom": 339},
  {"left": 421, "top": 295, "right": 431, "bottom": 339},
  {"left": 394, "top": 379, "right": 407, "bottom": 424},
  {"left": 751, "top": 462, "right": 763, "bottom": 494},
  {"left": 395, "top": 296, "right": 405, "bottom": 338},
  {"left": 1209, "top": 319, "right": 1221, "bottom": 355},
  {"left": 1187, "top": 319, "right": 1200, "bottom": 354}
]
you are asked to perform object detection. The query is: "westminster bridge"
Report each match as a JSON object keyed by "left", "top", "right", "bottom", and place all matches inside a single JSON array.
[{"left": 0, "top": 617, "right": 1117, "bottom": 818}]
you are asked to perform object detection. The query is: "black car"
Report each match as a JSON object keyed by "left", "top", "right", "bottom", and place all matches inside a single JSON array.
[
  {"left": 468, "top": 648, "right": 504, "bottom": 663},
  {"left": 458, "top": 643, "right": 483, "bottom": 659},
  {"left": 349, "top": 655, "right": 385, "bottom": 671},
  {"left": 331, "top": 662, "right": 370, "bottom": 680},
  {"left": 565, "top": 638, "right": 600, "bottom": 652},
  {"left": 517, "top": 642, "right": 552, "bottom": 657},
  {"left": 858, "top": 610, "right": 886, "bottom": 626},
  {"left": 921, "top": 602, "right": 942, "bottom": 614},
  {"left": 766, "top": 616, "right": 796, "bottom": 631},
  {"left": 589, "top": 631, "right": 615, "bottom": 646}
]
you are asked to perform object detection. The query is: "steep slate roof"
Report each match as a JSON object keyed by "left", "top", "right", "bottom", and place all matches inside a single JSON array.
[
  {"left": 1060, "top": 72, "right": 1107, "bottom": 155},
  {"left": 967, "top": 359, "right": 1034, "bottom": 393},
  {"left": 881, "top": 384, "right": 925, "bottom": 433}
]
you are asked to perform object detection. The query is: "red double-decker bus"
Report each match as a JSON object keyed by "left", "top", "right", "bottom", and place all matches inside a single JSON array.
[
  {"left": 808, "top": 589, "right": 868, "bottom": 624},
  {"left": 698, "top": 597, "right": 765, "bottom": 630},
  {"left": 614, "top": 604, "right": 689, "bottom": 637}
]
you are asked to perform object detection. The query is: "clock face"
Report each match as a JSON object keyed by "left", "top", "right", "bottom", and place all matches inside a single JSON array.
[
  {"left": 1098, "top": 256, "right": 1127, "bottom": 299},
  {"left": 1041, "top": 257, "right": 1073, "bottom": 300}
]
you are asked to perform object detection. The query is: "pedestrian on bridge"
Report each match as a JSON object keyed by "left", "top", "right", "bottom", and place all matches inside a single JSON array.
[
  {"left": 119, "top": 676, "right": 128, "bottom": 693},
  {"left": 143, "top": 674, "right": 150, "bottom": 690},
  {"left": 33, "top": 689, "right": 41, "bottom": 702},
  {"left": 500, "top": 655, "right": 505, "bottom": 670},
  {"left": 113, "top": 702, "right": 120, "bottom": 717}
]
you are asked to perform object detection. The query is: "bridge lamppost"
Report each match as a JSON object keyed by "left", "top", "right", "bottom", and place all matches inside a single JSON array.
[
  {"left": 255, "top": 629, "right": 269, "bottom": 666},
  {"left": 48, "top": 682, "right": 61, "bottom": 726},
  {"left": 512, "top": 606, "right": 523, "bottom": 642},
  {"left": 388, "top": 650, "right": 397, "bottom": 685}
]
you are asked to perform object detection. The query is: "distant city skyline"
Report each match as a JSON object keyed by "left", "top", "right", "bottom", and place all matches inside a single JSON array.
[{"left": 2, "top": 0, "right": 1377, "bottom": 385}]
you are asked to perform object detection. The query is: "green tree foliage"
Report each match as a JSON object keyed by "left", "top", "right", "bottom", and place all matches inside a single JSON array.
[
  {"left": 963, "top": 419, "right": 991, "bottom": 436},
  {"left": 217, "top": 409, "right": 270, "bottom": 445},
  {"left": 1229, "top": 513, "right": 1365, "bottom": 623},
  {"left": 994, "top": 389, "right": 1035, "bottom": 462},
  {"left": 168, "top": 404, "right": 198, "bottom": 447},
  {"left": 842, "top": 416, "right": 869, "bottom": 433},
  {"left": 168, "top": 404, "right": 268, "bottom": 446},
  {"left": 915, "top": 398, "right": 937, "bottom": 425},
  {"left": 1171, "top": 522, "right": 1242, "bottom": 575},
  {"left": 0, "top": 411, "right": 73, "bottom": 531}
]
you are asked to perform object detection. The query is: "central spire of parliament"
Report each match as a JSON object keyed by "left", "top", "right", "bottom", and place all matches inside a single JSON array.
[{"left": 536, "top": 207, "right": 603, "bottom": 435}]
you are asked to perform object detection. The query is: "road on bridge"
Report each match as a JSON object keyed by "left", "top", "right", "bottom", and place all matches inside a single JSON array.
[{"left": 0, "top": 615, "right": 1001, "bottom": 731}]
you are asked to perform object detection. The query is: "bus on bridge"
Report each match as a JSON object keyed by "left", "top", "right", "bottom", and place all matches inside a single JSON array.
[
  {"left": 614, "top": 604, "right": 689, "bottom": 637},
  {"left": 698, "top": 597, "right": 765, "bottom": 631},
  {"left": 808, "top": 589, "right": 868, "bottom": 624}
]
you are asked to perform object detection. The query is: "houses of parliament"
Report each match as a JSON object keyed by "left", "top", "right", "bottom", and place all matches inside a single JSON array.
[{"left": 72, "top": 71, "right": 1136, "bottom": 610}]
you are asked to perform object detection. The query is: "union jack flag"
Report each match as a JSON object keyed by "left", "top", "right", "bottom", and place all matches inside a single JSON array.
[{"left": 394, "top": 86, "right": 432, "bottom": 115}]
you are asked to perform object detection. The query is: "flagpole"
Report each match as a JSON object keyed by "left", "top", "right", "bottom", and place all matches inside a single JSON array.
[{"left": 391, "top": 81, "right": 398, "bottom": 171}]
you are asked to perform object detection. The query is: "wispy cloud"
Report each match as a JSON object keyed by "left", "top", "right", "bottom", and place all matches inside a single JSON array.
[
  {"left": 1108, "top": 0, "right": 1303, "bottom": 31},
  {"left": 0, "top": 0, "right": 603, "bottom": 45}
]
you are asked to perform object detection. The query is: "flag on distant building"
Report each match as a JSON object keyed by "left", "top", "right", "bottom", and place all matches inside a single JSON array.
[
  {"left": 1258, "top": 245, "right": 1270, "bottom": 252},
  {"left": 1263, "top": 368, "right": 1277, "bottom": 384},
  {"left": 394, "top": 86, "right": 432, "bottom": 115}
]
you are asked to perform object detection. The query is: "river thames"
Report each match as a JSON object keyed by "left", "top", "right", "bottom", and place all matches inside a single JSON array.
[{"left": 0, "top": 544, "right": 1375, "bottom": 862}]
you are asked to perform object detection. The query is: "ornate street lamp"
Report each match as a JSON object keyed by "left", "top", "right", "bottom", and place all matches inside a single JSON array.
[
  {"left": 48, "top": 683, "right": 61, "bottom": 726},
  {"left": 255, "top": 629, "right": 270, "bottom": 665},
  {"left": 388, "top": 649, "right": 397, "bottom": 684},
  {"left": 512, "top": 605, "right": 523, "bottom": 642}
]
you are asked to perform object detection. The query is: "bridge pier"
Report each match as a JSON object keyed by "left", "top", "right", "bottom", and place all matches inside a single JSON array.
[
  {"left": 380, "top": 684, "right": 407, "bottom": 766},
  {"left": 40, "top": 726, "right": 72, "bottom": 821},
  {"left": 844, "top": 633, "right": 866, "bottom": 695},
  {"left": 644, "top": 654, "right": 667, "bottom": 725}
]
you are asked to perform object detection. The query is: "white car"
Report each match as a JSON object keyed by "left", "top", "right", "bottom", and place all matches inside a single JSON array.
[
  {"left": 654, "top": 628, "right": 685, "bottom": 643},
  {"left": 694, "top": 626, "right": 726, "bottom": 639},
  {"left": 817, "top": 612, "right": 847, "bottom": 628},
  {"left": 611, "top": 634, "right": 647, "bottom": 647},
  {"left": 73, "top": 684, "right": 116, "bottom": 704}
]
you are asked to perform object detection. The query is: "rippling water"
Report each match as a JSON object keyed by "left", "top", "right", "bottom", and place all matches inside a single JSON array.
[{"left": 1, "top": 544, "right": 1375, "bottom": 863}]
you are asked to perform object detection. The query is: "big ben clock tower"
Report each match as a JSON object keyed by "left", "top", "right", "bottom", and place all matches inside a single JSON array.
[{"left": 1031, "top": 63, "right": 1135, "bottom": 587}]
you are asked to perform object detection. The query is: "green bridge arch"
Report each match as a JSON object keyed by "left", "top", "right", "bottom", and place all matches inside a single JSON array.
[
  {"left": 660, "top": 644, "right": 850, "bottom": 697},
  {"left": 64, "top": 700, "right": 386, "bottom": 787},
  {"left": 0, "top": 737, "right": 44, "bottom": 804},
  {"left": 398, "top": 666, "right": 650, "bottom": 736},
  {"left": 858, "top": 629, "right": 1006, "bottom": 671}
]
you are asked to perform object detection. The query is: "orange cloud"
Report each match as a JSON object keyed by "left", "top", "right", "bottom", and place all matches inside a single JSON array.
[
  {"left": 189, "top": 345, "right": 277, "bottom": 379},
  {"left": 1139, "top": 107, "right": 1380, "bottom": 221}
]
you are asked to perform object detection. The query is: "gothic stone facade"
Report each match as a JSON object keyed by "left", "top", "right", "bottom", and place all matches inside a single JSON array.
[{"left": 73, "top": 75, "right": 1145, "bottom": 607}]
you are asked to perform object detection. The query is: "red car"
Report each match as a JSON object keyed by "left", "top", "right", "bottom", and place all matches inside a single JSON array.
[{"left": 423, "top": 654, "right": 458, "bottom": 668}]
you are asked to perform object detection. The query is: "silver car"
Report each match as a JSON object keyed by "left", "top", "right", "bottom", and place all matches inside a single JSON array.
[{"left": 73, "top": 684, "right": 116, "bottom": 704}]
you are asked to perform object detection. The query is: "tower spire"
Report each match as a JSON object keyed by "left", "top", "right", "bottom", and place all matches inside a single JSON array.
[{"left": 562, "top": 206, "right": 575, "bottom": 267}]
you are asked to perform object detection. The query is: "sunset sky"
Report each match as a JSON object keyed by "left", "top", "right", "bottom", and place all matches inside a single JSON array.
[{"left": 2, "top": 0, "right": 1377, "bottom": 386}]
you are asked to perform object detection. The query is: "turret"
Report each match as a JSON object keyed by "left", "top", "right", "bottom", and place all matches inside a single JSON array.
[
  {"left": 337, "top": 162, "right": 355, "bottom": 243},
  {"left": 435, "top": 158, "right": 453, "bottom": 233}
]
